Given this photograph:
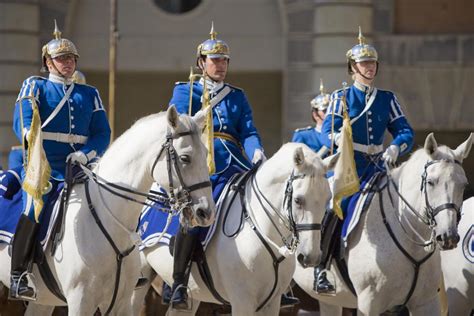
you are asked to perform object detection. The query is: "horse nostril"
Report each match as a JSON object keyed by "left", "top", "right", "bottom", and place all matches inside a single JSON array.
[
  {"left": 196, "top": 208, "right": 208, "bottom": 220},
  {"left": 297, "top": 254, "right": 305, "bottom": 267},
  {"left": 453, "top": 234, "right": 460, "bottom": 244}
]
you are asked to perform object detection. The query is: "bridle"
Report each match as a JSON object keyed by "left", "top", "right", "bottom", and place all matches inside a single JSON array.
[
  {"left": 150, "top": 128, "right": 212, "bottom": 216},
  {"left": 250, "top": 170, "right": 321, "bottom": 255},
  {"left": 420, "top": 159, "right": 462, "bottom": 225}
]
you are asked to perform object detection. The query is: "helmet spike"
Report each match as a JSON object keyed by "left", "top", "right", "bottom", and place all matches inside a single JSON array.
[
  {"left": 210, "top": 21, "right": 217, "bottom": 40},
  {"left": 319, "top": 78, "right": 325, "bottom": 94},
  {"left": 53, "top": 19, "right": 62, "bottom": 40},
  {"left": 358, "top": 26, "right": 365, "bottom": 45}
]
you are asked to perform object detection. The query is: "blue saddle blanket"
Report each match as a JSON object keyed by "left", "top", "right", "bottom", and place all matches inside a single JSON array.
[
  {"left": 341, "top": 172, "right": 381, "bottom": 244},
  {"left": 0, "top": 184, "right": 63, "bottom": 250}
]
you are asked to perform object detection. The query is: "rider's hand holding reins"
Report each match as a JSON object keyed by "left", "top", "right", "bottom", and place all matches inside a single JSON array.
[
  {"left": 382, "top": 145, "right": 399, "bottom": 166},
  {"left": 66, "top": 151, "right": 87, "bottom": 165},
  {"left": 252, "top": 149, "right": 266, "bottom": 164}
]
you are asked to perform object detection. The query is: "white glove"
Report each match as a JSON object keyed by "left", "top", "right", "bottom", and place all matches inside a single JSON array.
[
  {"left": 382, "top": 145, "right": 400, "bottom": 166},
  {"left": 66, "top": 151, "right": 88, "bottom": 165},
  {"left": 252, "top": 149, "right": 266, "bottom": 164}
]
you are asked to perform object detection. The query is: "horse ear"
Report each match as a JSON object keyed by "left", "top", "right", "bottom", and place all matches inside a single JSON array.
[
  {"left": 453, "top": 132, "right": 473, "bottom": 163},
  {"left": 322, "top": 152, "right": 340, "bottom": 172},
  {"left": 424, "top": 132, "right": 438, "bottom": 156},
  {"left": 167, "top": 105, "right": 179, "bottom": 129},
  {"left": 293, "top": 147, "right": 305, "bottom": 166},
  {"left": 192, "top": 107, "right": 209, "bottom": 131}
]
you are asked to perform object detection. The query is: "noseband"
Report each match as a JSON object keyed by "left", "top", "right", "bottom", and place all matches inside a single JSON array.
[{"left": 150, "top": 129, "right": 211, "bottom": 213}]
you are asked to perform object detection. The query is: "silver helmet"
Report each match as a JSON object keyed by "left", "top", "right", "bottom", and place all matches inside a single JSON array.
[
  {"left": 196, "top": 22, "right": 230, "bottom": 60},
  {"left": 346, "top": 27, "right": 378, "bottom": 74},
  {"left": 41, "top": 20, "right": 79, "bottom": 72},
  {"left": 310, "top": 79, "right": 330, "bottom": 111}
]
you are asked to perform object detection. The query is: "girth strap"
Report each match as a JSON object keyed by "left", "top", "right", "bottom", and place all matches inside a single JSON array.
[{"left": 84, "top": 181, "right": 136, "bottom": 315}]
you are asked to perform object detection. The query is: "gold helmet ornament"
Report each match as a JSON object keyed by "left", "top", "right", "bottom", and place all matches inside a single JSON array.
[
  {"left": 72, "top": 70, "right": 86, "bottom": 84},
  {"left": 346, "top": 27, "right": 378, "bottom": 75},
  {"left": 310, "top": 79, "right": 330, "bottom": 111},
  {"left": 196, "top": 22, "right": 230, "bottom": 62},
  {"left": 41, "top": 20, "right": 79, "bottom": 72}
]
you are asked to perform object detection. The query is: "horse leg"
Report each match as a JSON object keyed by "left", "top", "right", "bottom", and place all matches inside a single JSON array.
[
  {"left": 446, "top": 289, "right": 471, "bottom": 316},
  {"left": 319, "top": 301, "right": 343, "bottom": 316},
  {"left": 24, "top": 303, "right": 55, "bottom": 316},
  {"left": 255, "top": 296, "right": 281, "bottom": 316},
  {"left": 165, "top": 298, "right": 200, "bottom": 316},
  {"left": 407, "top": 295, "right": 441, "bottom": 316},
  {"left": 65, "top": 290, "right": 97, "bottom": 316},
  {"left": 131, "top": 252, "right": 155, "bottom": 316}
]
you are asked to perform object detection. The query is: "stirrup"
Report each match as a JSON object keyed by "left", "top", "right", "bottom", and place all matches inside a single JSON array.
[
  {"left": 170, "top": 284, "right": 192, "bottom": 310},
  {"left": 315, "top": 268, "right": 336, "bottom": 296},
  {"left": 10, "top": 271, "right": 37, "bottom": 301}
]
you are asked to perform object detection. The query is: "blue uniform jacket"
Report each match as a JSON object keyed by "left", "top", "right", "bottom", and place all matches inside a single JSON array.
[
  {"left": 169, "top": 81, "right": 263, "bottom": 174},
  {"left": 13, "top": 75, "right": 111, "bottom": 180},
  {"left": 292, "top": 126, "right": 329, "bottom": 156},
  {"left": 322, "top": 83, "right": 414, "bottom": 177}
]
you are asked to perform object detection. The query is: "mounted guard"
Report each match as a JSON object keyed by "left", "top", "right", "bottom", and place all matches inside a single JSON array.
[
  {"left": 315, "top": 27, "right": 415, "bottom": 295},
  {"left": 292, "top": 79, "right": 331, "bottom": 157},
  {"left": 9, "top": 20, "right": 111, "bottom": 300}
]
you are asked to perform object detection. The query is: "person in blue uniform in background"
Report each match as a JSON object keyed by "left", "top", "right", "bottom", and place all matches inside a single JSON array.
[
  {"left": 292, "top": 79, "right": 330, "bottom": 157},
  {"left": 9, "top": 22, "right": 110, "bottom": 300},
  {"left": 314, "top": 28, "right": 414, "bottom": 295},
  {"left": 165, "top": 23, "right": 271, "bottom": 309}
]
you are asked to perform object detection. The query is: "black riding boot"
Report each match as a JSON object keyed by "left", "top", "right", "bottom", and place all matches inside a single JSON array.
[
  {"left": 170, "top": 229, "right": 198, "bottom": 310},
  {"left": 9, "top": 214, "right": 39, "bottom": 300},
  {"left": 313, "top": 209, "right": 339, "bottom": 295}
]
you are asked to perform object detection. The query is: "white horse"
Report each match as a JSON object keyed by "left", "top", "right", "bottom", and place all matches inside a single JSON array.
[
  {"left": 0, "top": 106, "right": 215, "bottom": 315},
  {"left": 293, "top": 133, "right": 473, "bottom": 316},
  {"left": 131, "top": 143, "right": 339, "bottom": 316},
  {"left": 440, "top": 196, "right": 474, "bottom": 316}
]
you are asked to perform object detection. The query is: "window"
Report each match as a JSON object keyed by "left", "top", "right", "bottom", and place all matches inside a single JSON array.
[{"left": 153, "top": 0, "right": 202, "bottom": 14}]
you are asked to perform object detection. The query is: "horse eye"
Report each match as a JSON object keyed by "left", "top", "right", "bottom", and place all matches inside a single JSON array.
[
  {"left": 180, "top": 155, "right": 191, "bottom": 164},
  {"left": 294, "top": 197, "right": 304, "bottom": 206},
  {"left": 427, "top": 179, "right": 435, "bottom": 186}
]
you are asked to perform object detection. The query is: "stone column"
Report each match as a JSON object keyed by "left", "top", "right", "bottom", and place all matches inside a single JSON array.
[
  {"left": 0, "top": 0, "right": 40, "bottom": 167},
  {"left": 282, "top": 0, "right": 374, "bottom": 139}
]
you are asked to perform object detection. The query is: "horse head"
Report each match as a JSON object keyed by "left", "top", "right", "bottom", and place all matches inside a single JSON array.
[
  {"left": 150, "top": 106, "right": 215, "bottom": 228},
  {"left": 420, "top": 132, "right": 473, "bottom": 250},
  {"left": 260, "top": 143, "right": 338, "bottom": 268}
]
